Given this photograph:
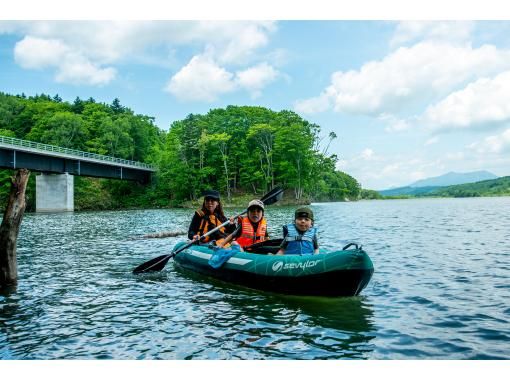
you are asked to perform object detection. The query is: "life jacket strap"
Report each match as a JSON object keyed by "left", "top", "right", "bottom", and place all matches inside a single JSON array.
[{"left": 285, "top": 235, "right": 314, "bottom": 243}]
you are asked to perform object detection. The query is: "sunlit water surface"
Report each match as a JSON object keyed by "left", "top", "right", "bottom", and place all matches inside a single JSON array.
[{"left": 1, "top": 197, "right": 509, "bottom": 359}]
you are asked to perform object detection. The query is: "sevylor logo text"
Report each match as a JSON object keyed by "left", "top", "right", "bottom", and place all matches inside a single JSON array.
[{"left": 272, "top": 260, "right": 320, "bottom": 272}]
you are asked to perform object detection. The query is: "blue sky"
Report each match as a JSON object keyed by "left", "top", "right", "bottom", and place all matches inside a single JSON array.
[{"left": 1, "top": 12, "right": 510, "bottom": 190}]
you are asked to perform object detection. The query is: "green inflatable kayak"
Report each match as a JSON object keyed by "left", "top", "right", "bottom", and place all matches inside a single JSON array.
[{"left": 173, "top": 239, "right": 374, "bottom": 297}]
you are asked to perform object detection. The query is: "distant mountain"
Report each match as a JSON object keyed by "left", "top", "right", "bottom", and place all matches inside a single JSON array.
[
  {"left": 427, "top": 176, "right": 510, "bottom": 197},
  {"left": 378, "top": 186, "right": 441, "bottom": 197},
  {"left": 409, "top": 171, "right": 498, "bottom": 188},
  {"left": 378, "top": 171, "right": 499, "bottom": 197}
]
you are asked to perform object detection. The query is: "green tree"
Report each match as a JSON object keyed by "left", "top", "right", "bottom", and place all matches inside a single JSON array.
[
  {"left": 209, "top": 132, "right": 232, "bottom": 200},
  {"left": 110, "top": 98, "right": 125, "bottom": 114},
  {"left": 9, "top": 97, "right": 69, "bottom": 138},
  {"left": 99, "top": 116, "right": 134, "bottom": 158},
  {"left": 0, "top": 129, "right": 16, "bottom": 138},
  {"left": 247, "top": 123, "right": 276, "bottom": 191},
  {"left": 0, "top": 92, "right": 25, "bottom": 135},
  {"left": 71, "top": 97, "right": 85, "bottom": 113},
  {"left": 0, "top": 92, "right": 366, "bottom": 207},
  {"left": 27, "top": 111, "right": 89, "bottom": 149},
  {"left": 128, "top": 114, "right": 161, "bottom": 162},
  {"left": 274, "top": 122, "right": 314, "bottom": 199}
]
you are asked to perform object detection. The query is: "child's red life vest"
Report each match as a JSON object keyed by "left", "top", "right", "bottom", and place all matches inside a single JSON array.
[{"left": 235, "top": 216, "right": 267, "bottom": 247}]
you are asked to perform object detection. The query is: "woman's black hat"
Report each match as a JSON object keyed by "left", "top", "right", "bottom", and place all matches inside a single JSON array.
[{"left": 202, "top": 189, "right": 220, "bottom": 200}]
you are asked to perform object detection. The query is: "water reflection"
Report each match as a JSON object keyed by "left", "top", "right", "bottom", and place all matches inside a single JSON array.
[
  {"left": 275, "top": 294, "right": 374, "bottom": 332},
  {"left": 0, "top": 290, "right": 19, "bottom": 359},
  {"left": 0, "top": 284, "right": 17, "bottom": 297},
  {"left": 172, "top": 268, "right": 376, "bottom": 359}
]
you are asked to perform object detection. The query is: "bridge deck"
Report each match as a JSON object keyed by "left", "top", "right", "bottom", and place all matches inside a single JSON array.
[{"left": 0, "top": 136, "right": 155, "bottom": 183}]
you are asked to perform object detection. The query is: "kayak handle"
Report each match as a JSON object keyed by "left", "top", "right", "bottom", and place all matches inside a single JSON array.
[{"left": 342, "top": 242, "right": 361, "bottom": 250}]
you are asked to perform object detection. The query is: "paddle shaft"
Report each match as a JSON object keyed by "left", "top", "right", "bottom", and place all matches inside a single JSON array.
[
  {"left": 133, "top": 209, "right": 248, "bottom": 273},
  {"left": 186, "top": 187, "right": 283, "bottom": 244},
  {"left": 194, "top": 208, "right": 247, "bottom": 241},
  {"left": 132, "top": 187, "right": 284, "bottom": 274},
  {"left": 190, "top": 186, "right": 282, "bottom": 241}
]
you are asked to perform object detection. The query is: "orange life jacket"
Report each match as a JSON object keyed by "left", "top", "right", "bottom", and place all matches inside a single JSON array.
[
  {"left": 196, "top": 209, "right": 226, "bottom": 243},
  {"left": 235, "top": 216, "right": 267, "bottom": 247}
]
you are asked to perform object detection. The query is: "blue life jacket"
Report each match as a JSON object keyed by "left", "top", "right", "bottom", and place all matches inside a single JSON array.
[{"left": 283, "top": 223, "right": 317, "bottom": 255}]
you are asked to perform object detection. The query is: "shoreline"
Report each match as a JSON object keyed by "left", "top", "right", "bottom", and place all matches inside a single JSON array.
[{"left": 20, "top": 193, "right": 510, "bottom": 214}]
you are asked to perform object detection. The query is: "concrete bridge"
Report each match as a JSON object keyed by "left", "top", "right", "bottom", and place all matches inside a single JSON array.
[{"left": 0, "top": 136, "right": 155, "bottom": 212}]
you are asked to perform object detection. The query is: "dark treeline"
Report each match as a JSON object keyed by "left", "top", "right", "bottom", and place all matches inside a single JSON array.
[{"left": 0, "top": 92, "right": 361, "bottom": 210}]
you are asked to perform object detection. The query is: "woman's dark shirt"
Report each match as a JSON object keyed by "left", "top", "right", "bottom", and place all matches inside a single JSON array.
[{"left": 187, "top": 211, "right": 235, "bottom": 240}]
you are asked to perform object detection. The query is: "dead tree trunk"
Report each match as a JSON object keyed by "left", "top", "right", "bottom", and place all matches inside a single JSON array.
[{"left": 0, "top": 169, "right": 30, "bottom": 287}]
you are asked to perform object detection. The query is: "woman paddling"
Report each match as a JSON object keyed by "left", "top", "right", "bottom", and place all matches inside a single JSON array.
[{"left": 187, "top": 190, "right": 234, "bottom": 244}]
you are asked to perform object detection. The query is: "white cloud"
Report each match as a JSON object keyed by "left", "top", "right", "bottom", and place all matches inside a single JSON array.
[
  {"left": 468, "top": 128, "right": 510, "bottom": 154},
  {"left": 1, "top": 21, "right": 277, "bottom": 86},
  {"left": 13, "top": 36, "right": 68, "bottom": 68},
  {"left": 215, "top": 22, "right": 275, "bottom": 64},
  {"left": 1, "top": 21, "right": 276, "bottom": 64},
  {"left": 166, "top": 56, "right": 279, "bottom": 102},
  {"left": 338, "top": 148, "right": 457, "bottom": 189},
  {"left": 235, "top": 62, "right": 278, "bottom": 98},
  {"left": 54, "top": 56, "right": 116, "bottom": 86},
  {"left": 336, "top": 159, "right": 348, "bottom": 170},
  {"left": 165, "top": 55, "right": 236, "bottom": 102},
  {"left": 424, "top": 70, "right": 510, "bottom": 131},
  {"left": 346, "top": 148, "right": 382, "bottom": 164},
  {"left": 445, "top": 152, "right": 465, "bottom": 160},
  {"left": 424, "top": 136, "right": 439, "bottom": 146},
  {"left": 409, "top": 171, "right": 427, "bottom": 182},
  {"left": 379, "top": 113, "right": 410, "bottom": 132},
  {"left": 349, "top": 144, "right": 509, "bottom": 190},
  {"left": 14, "top": 36, "right": 116, "bottom": 85},
  {"left": 360, "top": 148, "right": 375, "bottom": 160},
  {"left": 390, "top": 21, "right": 474, "bottom": 47},
  {"left": 294, "top": 93, "right": 331, "bottom": 114},
  {"left": 381, "top": 163, "right": 400, "bottom": 176},
  {"left": 338, "top": 137, "right": 507, "bottom": 190},
  {"left": 296, "top": 42, "right": 510, "bottom": 116}
]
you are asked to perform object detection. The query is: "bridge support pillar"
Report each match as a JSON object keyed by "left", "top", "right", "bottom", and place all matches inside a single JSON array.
[{"left": 36, "top": 173, "right": 74, "bottom": 212}]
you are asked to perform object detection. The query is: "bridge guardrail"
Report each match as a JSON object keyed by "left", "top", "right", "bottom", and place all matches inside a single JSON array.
[{"left": 0, "top": 136, "right": 155, "bottom": 170}]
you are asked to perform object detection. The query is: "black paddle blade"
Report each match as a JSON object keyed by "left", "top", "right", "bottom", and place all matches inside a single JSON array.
[
  {"left": 261, "top": 187, "right": 284, "bottom": 206},
  {"left": 132, "top": 240, "right": 197, "bottom": 274},
  {"left": 132, "top": 254, "right": 172, "bottom": 274}
]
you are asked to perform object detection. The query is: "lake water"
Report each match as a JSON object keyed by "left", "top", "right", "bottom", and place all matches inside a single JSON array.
[{"left": 1, "top": 197, "right": 509, "bottom": 359}]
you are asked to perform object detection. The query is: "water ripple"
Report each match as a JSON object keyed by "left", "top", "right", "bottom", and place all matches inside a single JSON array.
[{"left": 1, "top": 199, "right": 510, "bottom": 358}]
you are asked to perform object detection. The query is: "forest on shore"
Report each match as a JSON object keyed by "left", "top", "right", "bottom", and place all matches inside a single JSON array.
[{"left": 0, "top": 92, "right": 362, "bottom": 211}]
